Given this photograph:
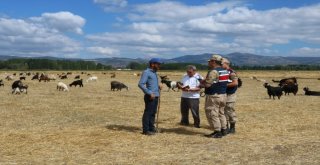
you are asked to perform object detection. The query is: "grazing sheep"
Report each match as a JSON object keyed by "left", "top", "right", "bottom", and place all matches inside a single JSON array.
[
  {"left": 57, "top": 82, "right": 69, "bottom": 92},
  {"left": 39, "top": 74, "right": 50, "bottom": 82},
  {"left": 111, "top": 81, "right": 128, "bottom": 91},
  {"left": 69, "top": 79, "right": 83, "bottom": 87},
  {"left": 5, "top": 75, "right": 14, "bottom": 81},
  {"left": 31, "top": 74, "right": 39, "bottom": 80},
  {"left": 60, "top": 75, "right": 68, "bottom": 79},
  {"left": 11, "top": 80, "right": 28, "bottom": 94},
  {"left": 264, "top": 83, "right": 283, "bottom": 100},
  {"left": 74, "top": 75, "right": 80, "bottom": 79},
  {"left": 86, "top": 76, "right": 98, "bottom": 82},
  {"left": 303, "top": 87, "right": 320, "bottom": 96},
  {"left": 19, "top": 76, "right": 26, "bottom": 80},
  {"left": 110, "top": 73, "right": 116, "bottom": 78},
  {"left": 48, "top": 74, "right": 56, "bottom": 81}
]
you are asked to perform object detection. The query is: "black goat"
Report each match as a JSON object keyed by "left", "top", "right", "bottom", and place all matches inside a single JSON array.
[
  {"left": 160, "top": 76, "right": 179, "bottom": 92},
  {"left": 264, "top": 83, "right": 283, "bottom": 100},
  {"left": 282, "top": 84, "right": 298, "bottom": 95},
  {"left": 303, "top": 87, "right": 320, "bottom": 96},
  {"left": 69, "top": 79, "right": 83, "bottom": 87}
]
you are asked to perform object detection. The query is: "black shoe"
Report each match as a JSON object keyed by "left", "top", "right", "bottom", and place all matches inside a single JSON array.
[
  {"left": 194, "top": 125, "right": 200, "bottom": 128},
  {"left": 204, "top": 131, "right": 215, "bottom": 137},
  {"left": 211, "top": 131, "right": 223, "bottom": 138},
  {"left": 142, "top": 131, "right": 155, "bottom": 136},
  {"left": 221, "top": 129, "right": 228, "bottom": 136},
  {"left": 229, "top": 123, "right": 236, "bottom": 134}
]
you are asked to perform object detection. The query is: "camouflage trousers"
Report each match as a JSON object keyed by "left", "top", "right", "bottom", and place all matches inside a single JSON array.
[
  {"left": 225, "top": 93, "right": 237, "bottom": 124},
  {"left": 205, "top": 94, "right": 227, "bottom": 131}
]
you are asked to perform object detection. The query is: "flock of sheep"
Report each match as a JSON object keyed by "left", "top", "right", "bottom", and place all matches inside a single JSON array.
[
  {"left": 0, "top": 71, "right": 129, "bottom": 95},
  {"left": 1, "top": 72, "right": 319, "bottom": 98}
]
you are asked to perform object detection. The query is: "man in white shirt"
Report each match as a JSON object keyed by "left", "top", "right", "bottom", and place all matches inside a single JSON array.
[{"left": 178, "top": 65, "right": 203, "bottom": 128}]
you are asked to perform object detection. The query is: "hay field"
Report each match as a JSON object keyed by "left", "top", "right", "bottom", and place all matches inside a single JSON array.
[{"left": 0, "top": 70, "right": 319, "bottom": 164}]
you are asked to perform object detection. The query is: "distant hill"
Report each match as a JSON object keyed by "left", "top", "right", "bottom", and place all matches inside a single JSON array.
[
  {"left": 1, "top": 52, "right": 319, "bottom": 67},
  {"left": 167, "top": 52, "right": 320, "bottom": 66}
]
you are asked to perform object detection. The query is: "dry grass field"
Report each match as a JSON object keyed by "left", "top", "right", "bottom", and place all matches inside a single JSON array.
[{"left": 0, "top": 70, "right": 319, "bottom": 164}]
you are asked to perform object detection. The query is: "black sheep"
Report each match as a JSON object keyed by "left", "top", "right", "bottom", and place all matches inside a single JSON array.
[
  {"left": 111, "top": 81, "right": 128, "bottom": 91},
  {"left": 264, "top": 83, "right": 283, "bottom": 100},
  {"left": 281, "top": 84, "right": 298, "bottom": 95},
  {"left": 303, "top": 87, "right": 320, "bottom": 96},
  {"left": 69, "top": 79, "right": 83, "bottom": 87}
]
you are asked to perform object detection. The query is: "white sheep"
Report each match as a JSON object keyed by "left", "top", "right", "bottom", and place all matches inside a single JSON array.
[
  {"left": 57, "top": 82, "right": 69, "bottom": 92},
  {"left": 86, "top": 76, "right": 98, "bottom": 82}
]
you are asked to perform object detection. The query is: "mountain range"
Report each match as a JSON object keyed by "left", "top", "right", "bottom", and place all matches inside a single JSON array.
[{"left": 1, "top": 52, "right": 319, "bottom": 67}]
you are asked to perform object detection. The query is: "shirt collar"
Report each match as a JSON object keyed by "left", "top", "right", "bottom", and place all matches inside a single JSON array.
[{"left": 148, "top": 68, "right": 156, "bottom": 73}]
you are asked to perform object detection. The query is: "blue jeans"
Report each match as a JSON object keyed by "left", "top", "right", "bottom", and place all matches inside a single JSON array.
[{"left": 142, "top": 94, "right": 158, "bottom": 133}]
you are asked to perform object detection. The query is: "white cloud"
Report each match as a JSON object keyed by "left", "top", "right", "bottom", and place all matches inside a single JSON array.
[
  {"left": 87, "top": 46, "right": 119, "bottom": 56},
  {"left": 291, "top": 47, "right": 320, "bottom": 57},
  {"left": 0, "top": 12, "right": 85, "bottom": 57},
  {"left": 128, "top": 1, "right": 240, "bottom": 22},
  {"left": 93, "top": 0, "right": 128, "bottom": 12},
  {"left": 30, "top": 11, "right": 86, "bottom": 34},
  {"left": 89, "top": 2, "right": 319, "bottom": 58}
]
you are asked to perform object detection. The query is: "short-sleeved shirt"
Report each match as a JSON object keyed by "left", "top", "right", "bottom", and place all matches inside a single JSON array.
[
  {"left": 229, "top": 71, "right": 238, "bottom": 82},
  {"left": 205, "top": 70, "right": 219, "bottom": 85},
  {"left": 180, "top": 73, "right": 202, "bottom": 98}
]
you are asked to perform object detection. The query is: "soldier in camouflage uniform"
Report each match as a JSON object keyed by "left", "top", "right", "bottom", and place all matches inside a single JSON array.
[
  {"left": 222, "top": 58, "right": 239, "bottom": 134},
  {"left": 201, "top": 55, "right": 229, "bottom": 138}
]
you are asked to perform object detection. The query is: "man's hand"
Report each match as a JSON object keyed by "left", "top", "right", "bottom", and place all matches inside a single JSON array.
[
  {"left": 150, "top": 93, "right": 156, "bottom": 100},
  {"left": 159, "top": 85, "right": 163, "bottom": 90}
]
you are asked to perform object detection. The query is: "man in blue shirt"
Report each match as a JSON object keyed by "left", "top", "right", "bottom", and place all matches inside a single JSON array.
[{"left": 138, "top": 58, "right": 162, "bottom": 135}]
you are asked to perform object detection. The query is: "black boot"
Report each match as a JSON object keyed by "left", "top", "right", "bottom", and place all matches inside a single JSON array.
[
  {"left": 211, "top": 131, "right": 223, "bottom": 138},
  {"left": 221, "top": 129, "right": 228, "bottom": 136},
  {"left": 229, "top": 123, "right": 236, "bottom": 134}
]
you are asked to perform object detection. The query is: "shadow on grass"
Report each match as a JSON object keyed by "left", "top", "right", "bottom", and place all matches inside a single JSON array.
[
  {"left": 105, "top": 124, "right": 140, "bottom": 133},
  {"left": 161, "top": 127, "right": 203, "bottom": 136},
  {"left": 105, "top": 124, "right": 204, "bottom": 136}
]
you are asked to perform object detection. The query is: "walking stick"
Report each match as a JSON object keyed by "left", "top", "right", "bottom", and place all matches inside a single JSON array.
[{"left": 155, "top": 91, "right": 161, "bottom": 133}]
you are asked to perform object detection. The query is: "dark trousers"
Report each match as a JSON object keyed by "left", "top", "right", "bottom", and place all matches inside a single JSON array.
[
  {"left": 180, "top": 97, "right": 200, "bottom": 126},
  {"left": 142, "top": 94, "right": 159, "bottom": 133}
]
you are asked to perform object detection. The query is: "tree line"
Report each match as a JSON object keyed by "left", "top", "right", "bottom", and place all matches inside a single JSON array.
[
  {"left": 0, "top": 59, "right": 112, "bottom": 70},
  {"left": 0, "top": 59, "right": 319, "bottom": 71},
  {"left": 126, "top": 62, "right": 320, "bottom": 71}
]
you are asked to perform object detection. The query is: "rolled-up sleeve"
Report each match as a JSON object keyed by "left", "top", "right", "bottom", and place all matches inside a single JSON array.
[{"left": 138, "top": 71, "right": 152, "bottom": 95}]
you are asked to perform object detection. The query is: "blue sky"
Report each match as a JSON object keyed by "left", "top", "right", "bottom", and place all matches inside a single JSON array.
[{"left": 0, "top": 0, "right": 319, "bottom": 59}]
